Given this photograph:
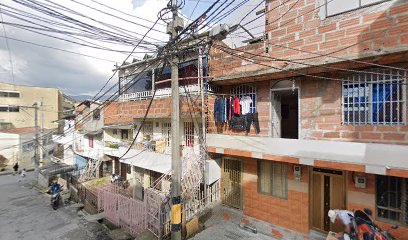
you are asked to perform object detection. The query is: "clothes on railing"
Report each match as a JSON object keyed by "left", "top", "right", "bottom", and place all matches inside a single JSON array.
[{"left": 214, "top": 95, "right": 260, "bottom": 133}]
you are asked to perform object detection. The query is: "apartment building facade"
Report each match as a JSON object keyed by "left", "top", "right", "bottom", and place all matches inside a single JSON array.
[
  {"left": 0, "top": 82, "right": 74, "bottom": 133},
  {"left": 103, "top": 46, "right": 222, "bottom": 200},
  {"left": 0, "top": 127, "right": 55, "bottom": 167},
  {"left": 206, "top": 0, "right": 408, "bottom": 238}
]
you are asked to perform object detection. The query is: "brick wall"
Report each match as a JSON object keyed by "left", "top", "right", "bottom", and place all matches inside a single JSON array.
[
  {"left": 104, "top": 96, "right": 203, "bottom": 125},
  {"left": 242, "top": 158, "right": 309, "bottom": 233},
  {"left": 301, "top": 77, "right": 408, "bottom": 144},
  {"left": 209, "top": 0, "right": 408, "bottom": 79}
]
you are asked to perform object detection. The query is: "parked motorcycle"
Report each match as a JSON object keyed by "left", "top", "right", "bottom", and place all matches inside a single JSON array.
[
  {"left": 327, "top": 209, "right": 398, "bottom": 240},
  {"left": 355, "top": 208, "right": 398, "bottom": 240},
  {"left": 50, "top": 185, "right": 63, "bottom": 210}
]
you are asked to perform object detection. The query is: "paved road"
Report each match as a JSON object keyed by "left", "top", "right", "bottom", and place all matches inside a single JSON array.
[{"left": 0, "top": 172, "right": 112, "bottom": 240}]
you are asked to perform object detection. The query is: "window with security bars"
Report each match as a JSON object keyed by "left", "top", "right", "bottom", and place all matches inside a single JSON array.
[
  {"left": 231, "top": 85, "right": 257, "bottom": 113},
  {"left": 184, "top": 122, "right": 194, "bottom": 147},
  {"left": 162, "top": 122, "right": 171, "bottom": 147},
  {"left": 257, "top": 160, "right": 288, "bottom": 199},
  {"left": 342, "top": 69, "right": 406, "bottom": 125},
  {"left": 376, "top": 176, "right": 407, "bottom": 225}
]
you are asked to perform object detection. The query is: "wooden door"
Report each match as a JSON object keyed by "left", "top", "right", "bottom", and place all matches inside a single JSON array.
[
  {"left": 114, "top": 158, "right": 120, "bottom": 175},
  {"left": 311, "top": 168, "right": 346, "bottom": 233},
  {"left": 271, "top": 91, "right": 282, "bottom": 138},
  {"left": 222, "top": 158, "right": 242, "bottom": 209},
  {"left": 120, "top": 162, "right": 127, "bottom": 180}
]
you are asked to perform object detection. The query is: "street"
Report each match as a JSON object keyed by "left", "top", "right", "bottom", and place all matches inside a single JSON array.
[{"left": 0, "top": 172, "right": 111, "bottom": 240}]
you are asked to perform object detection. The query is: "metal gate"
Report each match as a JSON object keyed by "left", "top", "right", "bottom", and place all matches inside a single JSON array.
[{"left": 222, "top": 157, "right": 242, "bottom": 209}]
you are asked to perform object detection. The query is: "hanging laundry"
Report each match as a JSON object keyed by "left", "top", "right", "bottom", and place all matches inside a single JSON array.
[
  {"left": 240, "top": 96, "right": 253, "bottom": 115},
  {"left": 233, "top": 96, "right": 240, "bottom": 115}
]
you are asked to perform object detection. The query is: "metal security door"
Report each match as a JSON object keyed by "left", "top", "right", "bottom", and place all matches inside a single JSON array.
[
  {"left": 222, "top": 158, "right": 242, "bottom": 209},
  {"left": 271, "top": 91, "right": 282, "bottom": 138}
]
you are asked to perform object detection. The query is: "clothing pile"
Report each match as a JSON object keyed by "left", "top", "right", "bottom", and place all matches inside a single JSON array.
[{"left": 213, "top": 95, "right": 260, "bottom": 133}]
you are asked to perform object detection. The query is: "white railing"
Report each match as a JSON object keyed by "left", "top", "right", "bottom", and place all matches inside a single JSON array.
[{"left": 119, "top": 83, "right": 219, "bottom": 102}]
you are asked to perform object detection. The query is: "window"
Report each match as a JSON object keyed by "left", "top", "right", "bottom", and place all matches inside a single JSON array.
[
  {"left": 88, "top": 135, "right": 94, "bottom": 148},
  {"left": 0, "top": 91, "right": 20, "bottom": 98},
  {"left": 376, "top": 176, "right": 407, "bottom": 225},
  {"left": 93, "top": 109, "right": 100, "bottom": 120},
  {"left": 112, "top": 129, "right": 118, "bottom": 135},
  {"left": 121, "top": 129, "right": 129, "bottom": 140},
  {"left": 258, "top": 160, "right": 288, "bottom": 199},
  {"left": 326, "top": 0, "right": 389, "bottom": 17},
  {"left": 0, "top": 105, "right": 19, "bottom": 112},
  {"left": 162, "top": 122, "right": 171, "bottom": 147},
  {"left": 142, "top": 123, "right": 153, "bottom": 140},
  {"left": 231, "top": 85, "right": 257, "bottom": 113},
  {"left": 8, "top": 106, "right": 19, "bottom": 112},
  {"left": 342, "top": 69, "right": 406, "bottom": 125},
  {"left": 184, "top": 122, "right": 194, "bottom": 147}
]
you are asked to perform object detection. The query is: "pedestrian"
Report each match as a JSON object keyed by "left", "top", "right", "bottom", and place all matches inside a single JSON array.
[
  {"left": 328, "top": 209, "right": 355, "bottom": 239},
  {"left": 13, "top": 162, "right": 19, "bottom": 175},
  {"left": 19, "top": 168, "right": 26, "bottom": 182}
]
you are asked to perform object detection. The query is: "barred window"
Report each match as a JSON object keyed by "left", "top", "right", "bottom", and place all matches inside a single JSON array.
[
  {"left": 342, "top": 69, "right": 406, "bottom": 125},
  {"left": 258, "top": 160, "right": 288, "bottom": 199},
  {"left": 231, "top": 85, "right": 257, "bottom": 113},
  {"left": 376, "top": 176, "right": 407, "bottom": 225}
]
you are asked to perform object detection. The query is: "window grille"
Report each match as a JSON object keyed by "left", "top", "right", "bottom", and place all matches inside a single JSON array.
[
  {"left": 231, "top": 85, "right": 257, "bottom": 113},
  {"left": 257, "top": 160, "right": 288, "bottom": 199},
  {"left": 376, "top": 175, "right": 407, "bottom": 225},
  {"left": 184, "top": 122, "right": 194, "bottom": 147},
  {"left": 142, "top": 122, "right": 153, "bottom": 140},
  {"left": 342, "top": 69, "right": 406, "bottom": 125},
  {"left": 162, "top": 122, "right": 171, "bottom": 147}
]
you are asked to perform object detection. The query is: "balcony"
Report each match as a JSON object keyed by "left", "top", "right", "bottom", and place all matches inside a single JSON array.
[
  {"left": 118, "top": 83, "right": 219, "bottom": 102},
  {"left": 206, "top": 134, "right": 408, "bottom": 176}
]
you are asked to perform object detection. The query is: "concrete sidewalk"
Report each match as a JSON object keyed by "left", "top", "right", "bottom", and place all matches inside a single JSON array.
[{"left": 191, "top": 204, "right": 315, "bottom": 240}]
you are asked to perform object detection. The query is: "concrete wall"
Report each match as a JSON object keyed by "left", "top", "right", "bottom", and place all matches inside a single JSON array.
[
  {"left": 0, "top": 133, "right": 19, "bottom": 166},
  {"left": 0, "top": 82, "right": 62, "bottom": 130}
]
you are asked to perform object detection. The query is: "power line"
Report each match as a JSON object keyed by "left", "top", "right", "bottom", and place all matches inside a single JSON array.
[
  {"left": 0, "top": 5, "right": 16, "bottom": 84},
  {"left": 0, "top": 34, "right": 118, "bottom": 62}
]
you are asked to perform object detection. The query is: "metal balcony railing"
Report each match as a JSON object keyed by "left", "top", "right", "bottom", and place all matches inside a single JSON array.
[{"left": 119, "top": 83, "right": 219, "bottom": 102}]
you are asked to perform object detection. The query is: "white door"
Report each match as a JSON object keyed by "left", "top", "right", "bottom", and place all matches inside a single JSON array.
[{"left": 271, "top": 91, "right": 282, "bottom": 138}]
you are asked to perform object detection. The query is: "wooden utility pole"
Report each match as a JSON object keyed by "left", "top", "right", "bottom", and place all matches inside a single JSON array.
[{"left": 168, "top": 0, "right": 183, "bottom": 239}]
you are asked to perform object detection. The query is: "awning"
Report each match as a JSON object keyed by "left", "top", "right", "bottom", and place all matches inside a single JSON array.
[{"left": 120, "top": 149, "right": 171, "bottom": 174}]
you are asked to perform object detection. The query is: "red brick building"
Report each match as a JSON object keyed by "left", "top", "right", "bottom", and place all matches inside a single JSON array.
[{"left": 206, "top": 0, "right": 408, "bottom": 238}]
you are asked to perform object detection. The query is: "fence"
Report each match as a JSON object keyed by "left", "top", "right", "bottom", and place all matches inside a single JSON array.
[
  {"left": 98, "top": 186, "right": 146, "bottom": 236},
  {"left": 183, "top": 180, "right": 221, "bottom": 221}
]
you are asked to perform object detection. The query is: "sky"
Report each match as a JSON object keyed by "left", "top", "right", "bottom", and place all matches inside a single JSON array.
[{"left": 0, "top": 0, "right": 264, "bottom": 96}]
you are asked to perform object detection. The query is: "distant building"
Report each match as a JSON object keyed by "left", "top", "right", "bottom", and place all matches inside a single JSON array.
[
  {"left": 0, "top": 82, "right": 74, "bottom": 133},
  {"left": 0, "top": 127, "right": 55, "bottom": 167}
]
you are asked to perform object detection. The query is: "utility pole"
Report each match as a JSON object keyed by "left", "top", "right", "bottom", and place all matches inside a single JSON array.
[
  {"left": 168, "top": 0, "right": 183, "bottom": 239},
  {"left": 33, "top": 102, "right": 40, "bottom": 168},
  {"left": 39, "top": 100, "right": 44, "bottom": 166}
]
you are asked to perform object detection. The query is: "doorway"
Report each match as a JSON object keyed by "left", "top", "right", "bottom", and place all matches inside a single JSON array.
[
  {"left": 271, "top": 87, "right": 299, "bottom": 139},
  {"left": 222, "top": 157, "right": 242, "bottom": 209},
  {"left": 310, "top": 168, "right": 346, "bottom": 233}
]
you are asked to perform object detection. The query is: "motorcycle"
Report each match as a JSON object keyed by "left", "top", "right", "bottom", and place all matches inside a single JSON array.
[
  {"left": 327, "top": 209, "right": 398, "bottom": 240},
  {"left": 50, "top": 185, "right": 63, "bottom": 210},
  {"left": 355, "top": 208, "right": 398, "bottom": 240}
]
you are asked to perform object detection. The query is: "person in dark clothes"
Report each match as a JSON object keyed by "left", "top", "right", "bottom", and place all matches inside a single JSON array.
[{"left": 13, "top": 162, "right": 19, "bottom": 175}]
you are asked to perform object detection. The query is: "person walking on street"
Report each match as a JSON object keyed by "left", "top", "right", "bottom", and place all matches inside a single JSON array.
[
  {"left": 13, "top": 162, "right": 19, "bottom": 175},
  {"left": 19, "top": 168, "right": 26, "bottom": 182}
]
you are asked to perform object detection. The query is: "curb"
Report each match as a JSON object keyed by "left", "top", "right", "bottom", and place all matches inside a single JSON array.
[{"left": 0, "top": 168, "right": 35, "bottom": 176}]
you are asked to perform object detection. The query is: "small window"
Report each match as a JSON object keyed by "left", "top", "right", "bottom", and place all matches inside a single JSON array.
[
  {"left": 127, "top": 164, "right": 131, "bottom": 174},
  {"left": 342, "top": 69, "right": 406, "bottom": 125},
  {"left": 376, "top": 176, "right": 407, "bottom": 225},
  {"left": 184, "top": 122, "right": 194, "bottom": 147},
  {"left": 8, "top": 92, "right": 19, "bottom": 98},
  {"left": 121, "top": 129, "right": 129, "bottom": 140},
  {"left": 0, "top": 106, "right": 8, "bottom": 112},
  {"left": 231, "top": 85, "right": 257, "bottom": 113},
  {"left": 93, "top": 109, "right": 100, "bottom": 120},
  {"left": 258, "top": 160, "right": 288, "bottom": 199},
  {"left": 8, "top": 106, "right": 19, "bottom": 112},
  {"left": 326, "top": 0, "right": 389, "bottom": 17},
  {"left": 0, "top": 92, "right": 7, "bottom": 97},
  {"left": 112, "top": 129, "right": 118, "bottom": 135}
]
